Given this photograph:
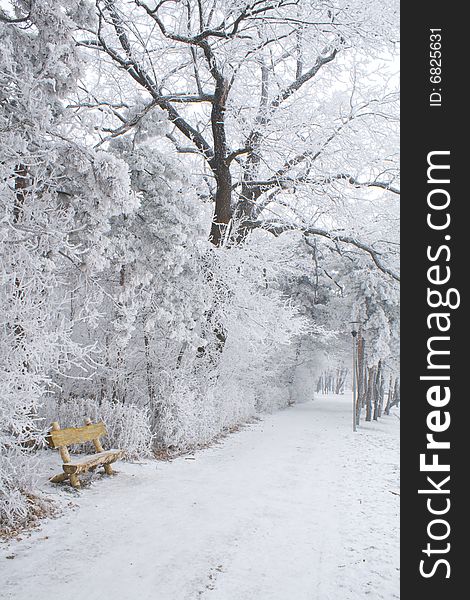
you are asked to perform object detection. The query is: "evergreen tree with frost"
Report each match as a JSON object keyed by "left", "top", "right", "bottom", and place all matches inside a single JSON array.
[{"left": 0, "top": 0, "right": 136, "bottom": 529}]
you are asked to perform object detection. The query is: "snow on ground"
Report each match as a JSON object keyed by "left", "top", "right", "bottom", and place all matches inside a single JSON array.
[{"left": 0, "top": 394, "right": 399, "bottom": 600}]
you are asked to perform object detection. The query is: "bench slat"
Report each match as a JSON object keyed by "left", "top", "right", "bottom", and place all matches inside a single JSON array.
[
  {"left": 62, "top": 449, "right": 123, "bottom": 474},
  {"left": 47, "top": 422, "right": 107, "bottom": 448}
]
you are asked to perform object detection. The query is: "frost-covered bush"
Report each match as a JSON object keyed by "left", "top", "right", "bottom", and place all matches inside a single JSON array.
[
  {"left": 0, "top": 447, "right": 42, "bottom": 532},
  {"left": 149, "top": 228, "right": 316, "bottom": 450},
  {"left": 210, "top": 230, "right": 322, "bottom": 410}
]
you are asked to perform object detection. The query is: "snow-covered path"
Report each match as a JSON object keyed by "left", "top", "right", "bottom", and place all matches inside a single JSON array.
[{"left": 1, "top": 395, "right": 399, "bottom": 600}]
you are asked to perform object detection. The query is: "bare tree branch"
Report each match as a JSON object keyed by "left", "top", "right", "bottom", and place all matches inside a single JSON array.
[
  {"left": 95, "top": 1, "right": 215, "bottom": 161},
  {"left": 270, "top": 47, "right": 338, "bottom": 111},
  {"left": 248, "top": 220, "right": 400, "bottom": 282},
  {"left": 227, "top": 147, "right": 252, "bottom": 165},
  {"left": 344, "top": 175, "right": 400, "bottom": 195},
  {"left": 94, "top": 99, "right": 157, "bottom": 144}
]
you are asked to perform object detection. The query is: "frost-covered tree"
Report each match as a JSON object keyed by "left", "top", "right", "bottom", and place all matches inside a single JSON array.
[
  {"left": 68, "top": 0, "right": 400, "bottom": 392},
  {"left": 69, "top": 0, "right": 400, "bottom": 376},
  {"left": 56, "top": 126, "right": 212, "bottom": 427},
  {"left": 0, "top": 0, "right": 136, "bottom": 530},
  {"left": 71, "top": 0, "right": 399, "bottom": 267}
]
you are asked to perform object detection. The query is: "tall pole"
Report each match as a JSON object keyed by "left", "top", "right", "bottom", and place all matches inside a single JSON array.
[{"left": 351, "top": 329, "right": 358, "bottom": 432}]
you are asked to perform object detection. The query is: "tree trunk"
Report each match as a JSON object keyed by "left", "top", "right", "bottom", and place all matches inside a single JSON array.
[
  {"left": 209, "top": 80, "right": 232, "bottom": 247},
  {"left": 335, "top": 367, "right": 347, "bottom": 394},
  {"left": 234, "top": 62, "right": 269, "bottom": 233},
  {"left": 316, "top": 375, "right": 322, "bottom": 393},
  {"left": 209, "top": 160, "right": 232, "bottom": 246},
  {"left": 365, "top": 366, "right": 375, "bottom": 422},
  {"left": 384, "top": 376, "right": 393, "bottom": 415},
  {"left": 377, "top": 368, "right": 385, "bottom": 418},
  {"left": 144, "top": 332, "right": 157, "bottom": 431},
  {"left": 288, "top": 338, "right": 302, "bottom": 405},
  {"left": 356, "top": 333, "right": 365, "bottom": 423},
  {"left": 391, "top": 379, "right": 400, "bottom": 408},
  {"left": 112, "top": 264, "right": 127, "bottom": 403},
  {"left": 372, "top": 361, "right": 382, "bottom": 420}
]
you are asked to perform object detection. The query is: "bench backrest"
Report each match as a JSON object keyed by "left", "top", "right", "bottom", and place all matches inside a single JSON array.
[{"left": 47, "top": 421, "right": 107, "bottom": 449}]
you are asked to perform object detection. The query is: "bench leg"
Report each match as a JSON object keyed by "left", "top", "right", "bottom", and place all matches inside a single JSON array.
[
  {"left": 70, "top": 473, "right": 81, "bottom": 488},
  {"left": 103, "top": 464, "right": 114, "bottom": 476},
  {"left": 50, "top": 472, "right": 69, "bottom": 484}
]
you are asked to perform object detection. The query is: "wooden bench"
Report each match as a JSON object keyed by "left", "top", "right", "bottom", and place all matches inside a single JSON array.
[{"left": 47, "top": 419, "right": 123, "bottom": 488}]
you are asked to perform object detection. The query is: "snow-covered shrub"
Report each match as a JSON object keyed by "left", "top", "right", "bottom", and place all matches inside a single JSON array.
[
  {"left": 149, "top": 228, "right": 316, "bottom": 450},
  {"left": 209, "top": 230, "right": 320, "bottom": 410},
  {"left": 152, "top": 378, "right": 219, "bottom": 451},
  {"left": 0, "top": 448, "right": 41, "bottom": 532}
]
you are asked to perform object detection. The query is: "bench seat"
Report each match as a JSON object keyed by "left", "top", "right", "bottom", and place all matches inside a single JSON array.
[{"left": 62, "top": 449, "right": 124, "bottom": 475}]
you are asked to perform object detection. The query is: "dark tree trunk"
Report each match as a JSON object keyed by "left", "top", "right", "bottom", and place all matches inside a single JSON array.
[
  {"left": 391, "top": 379, "right": 400, "bottom": 408},
  {"left": 144, "top": 332, "right": 157, "bottom": 430},
  {"left": 365, "top": 366, "right": 375, "bottom": 422},
  {"left": 384, "top": 376, "right": 393, "bottom": 415},
  {"left": 209, "top": 162, "right": 232, "bottom": 246},
  {"left": 233, "top": 63, "right": 269, "bottom": 237},
  {"left": 377, "top": 368, "right": 385, "bottom": 418},
  {"left": 209, "top": 80, "right": 232, "bottom": 247},
  {"left": 372, "top": 360, "right": 382, "bottom": 420}
]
